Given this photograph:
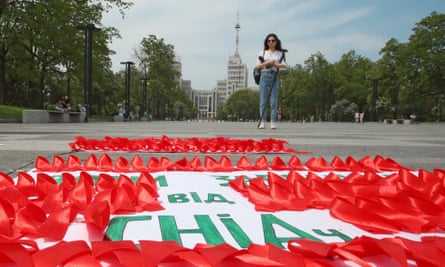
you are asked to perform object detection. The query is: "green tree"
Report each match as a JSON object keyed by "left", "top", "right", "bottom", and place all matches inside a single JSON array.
[
  {"left": 303, "top": 52, "right": 335, "bottom": 121},
  {"left": 377, "top": 38, "right": 405, "bottom": 120},
  {"left": 137, "top": 35, "right": 180, "bottom": 119},
  {"left": 377, "top": 12, "right": 445, "bottom": 121},
  {"left": 332, "top": 50, "right": 375, "bottom": 118},
  {"left": 330, "top": 99, "right": 357, "bottom": 122},
  {"left": 171, "top": 88, "right": 197, "bottom": 120},
  {"left": 280, "top": 65, "right": 311, "bottom": 121},
  {"left": 219, "top": 89, "right": 259, "bottom": 121},
  {"left": 403, "top": 12, "right": 445, "bottom": 121},
  {"left": 0, "top": 0, "right": 131, "bottom": 109}
]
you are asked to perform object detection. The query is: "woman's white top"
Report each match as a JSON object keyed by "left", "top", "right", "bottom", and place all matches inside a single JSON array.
[{"left": 257, "top": 50, "right": 287, "bottom": 72}]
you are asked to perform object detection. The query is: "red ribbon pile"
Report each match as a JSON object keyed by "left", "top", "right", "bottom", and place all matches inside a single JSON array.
[
  {"left": 0, "top": 171, "right": 162, "bottom": 241},
  {"left": 2, "top": 154, "right": 445, "bottom": 266},
  {"left": 230, "top": 168, "right": 445, "bottom": 234},
  {"left": 34, "top": 154, "right": 409, "bottom": 173},
  {"left": 1, "top": 236, "right": 445, "bottom": 266},
  {"left": 2, "top": 154, "right": 420, "bottom": 243},
  {"left": 69, "top": 135, "right": 298, "bottom": 153},
  {"left": 19, "top": 154, "right": 445, "bottom": 236},
  {"left": 28, "top": 153, "right": 445, "bottom": 236}
]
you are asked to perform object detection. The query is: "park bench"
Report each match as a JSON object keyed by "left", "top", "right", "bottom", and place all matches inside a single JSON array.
[
  {"left": 113, "top": 115, "right": 125, "bottom": 122},
  {"left": 383, "top": 119, "right": 413, "bottom": 125},
  {"left": 22, "top": 110, "right": 83, "bottom": 123},
  {"left": 68, "top": 112, "right": 81, "bottom": 122}
]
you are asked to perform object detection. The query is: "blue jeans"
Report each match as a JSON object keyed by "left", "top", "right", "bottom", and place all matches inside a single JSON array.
[{"left": 259, "top": 71, "right": 279, "bottom": 122}]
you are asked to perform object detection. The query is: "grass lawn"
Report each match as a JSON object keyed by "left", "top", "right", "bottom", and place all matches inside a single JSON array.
[
  {"left": 0, "top": 105, "right": 26, "bottom": 120},
  {"left": 0, "top": 105, "right": 113, "bottom": 121}
]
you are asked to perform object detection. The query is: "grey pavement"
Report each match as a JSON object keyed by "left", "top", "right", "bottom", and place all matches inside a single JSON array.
[{"left": 0, "top": 120, "right": 444, "bottom": 176}]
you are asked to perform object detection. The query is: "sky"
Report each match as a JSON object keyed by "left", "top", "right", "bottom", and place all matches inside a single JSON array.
[{"left": 101, "top": 0, "right": 444, "bottom": 90}]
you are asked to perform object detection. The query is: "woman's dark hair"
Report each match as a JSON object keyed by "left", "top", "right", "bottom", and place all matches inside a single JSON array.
[{"left": 263, "top": 33, "right": 284, "bottom": 51}]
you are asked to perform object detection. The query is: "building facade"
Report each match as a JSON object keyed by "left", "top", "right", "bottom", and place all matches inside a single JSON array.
[
  {"left": 192, "top": 89, "right": 216, "bottom": 120},
  {"left": 186, "top": 13, "right": 249, "bottom": 119}
]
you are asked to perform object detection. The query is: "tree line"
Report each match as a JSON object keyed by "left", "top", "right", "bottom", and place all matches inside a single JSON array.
[
  {"left": 220, "top": 12, "right": 444, "bottom": 122},
  {"left": 0, "top": 0, "right": 195, "bottom": 120},
  {"left": 1, "top": 2, "right": 443, "bottom": 122}
]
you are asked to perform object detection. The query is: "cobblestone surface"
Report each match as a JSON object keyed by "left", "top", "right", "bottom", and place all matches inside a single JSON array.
[{"left": 0, "top": 121, "right": 444, "bottom": 175}]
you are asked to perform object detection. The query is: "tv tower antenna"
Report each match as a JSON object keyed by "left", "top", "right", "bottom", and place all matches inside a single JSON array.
[{"left": 234, "top": 11, "right": 240, "bottom": 57}]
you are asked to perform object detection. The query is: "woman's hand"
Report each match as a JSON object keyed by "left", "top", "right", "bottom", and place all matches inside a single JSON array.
[{"left": 266, "top": 60, "right": 275, "bottom": 67}]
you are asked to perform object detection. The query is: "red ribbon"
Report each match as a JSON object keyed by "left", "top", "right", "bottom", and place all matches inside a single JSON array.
[
  {"left": 230, "top": 169, "right": 445, "bottom": 234},
  {"left": 0, "top": 171, "right": 162, "bottom": 241},
  {"left": 5, "top": 154, "right": 441, "bottom": 238},
  {"left": 34, "top": 154, "right": 411, "bottom": 173},
  {"left": 2, "top": 153, "right": 445, "bottom": 265},
  {"left": 69, "top": 135, "right": 298, "bottom": 154},
  {"left": 0, "top": 236, "right": 444, "bottom": 266}
]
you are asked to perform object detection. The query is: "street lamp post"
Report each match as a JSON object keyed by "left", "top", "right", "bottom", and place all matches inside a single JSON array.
[
  {"left": 142, "top": 77, "right": 148, "bottom": 119},
  {"left": 78, "top": 23, "right": 100, "bottom": 122},
  {"left": 371, "top": 79, "right": 378, "bottom": 122},
  {"left": 120, "top": 61, "right": 135, "bottom": 120}
]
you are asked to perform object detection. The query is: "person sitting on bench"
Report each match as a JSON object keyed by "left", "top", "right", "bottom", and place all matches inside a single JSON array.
[{"left": 55, "top": 95, "right": 72, "bottom": 112}]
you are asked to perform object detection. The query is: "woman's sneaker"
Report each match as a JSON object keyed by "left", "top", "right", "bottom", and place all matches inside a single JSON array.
[
  {"left": 270, "top": 122, "right": 277, "bottom": 129},
  {"left": 258, "top": 121, "right": 265, "bottom": 129}
]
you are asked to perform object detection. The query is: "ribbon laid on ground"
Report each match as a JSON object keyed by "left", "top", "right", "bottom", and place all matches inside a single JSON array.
[
  {"left": 1, "top": 236, "right": 445, "bottom": 267},
  {"left": 34, "top": 153, "right": 411, "bottom": 173},
  {"left": 229, "top": 168, "right": 445, "bottom": 234},
  {"left": 2, "top": 154, "right": 444, "bottom": 239},
  {"left": 2, "top": 154, "right": 445, "bottom": 266},
  {"left": 0, "top": 170, "right": 162, "bottom": 241},
  {"left": 69, "top": 135, "right": 301, "bottom": 154}
]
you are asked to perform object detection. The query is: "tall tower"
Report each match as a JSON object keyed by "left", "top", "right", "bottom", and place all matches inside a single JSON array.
[
  {"left": 234, "top": 11, "right": 240, "bottom": 57},
  {"left": 226, "top": 10, "right": 247, "bottom": 90},
  {"left": 216, "top": 10, "right": 248, "bottom": 112}
]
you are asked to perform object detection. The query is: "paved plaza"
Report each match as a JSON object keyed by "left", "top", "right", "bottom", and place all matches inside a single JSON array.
[{"left": 0, "top": 120, "right": 444, "bottom": 175}]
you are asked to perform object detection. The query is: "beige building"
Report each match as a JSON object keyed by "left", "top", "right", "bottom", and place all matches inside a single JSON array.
[{"left": 187, "top": 14, "right": 248, "bottom": 119}]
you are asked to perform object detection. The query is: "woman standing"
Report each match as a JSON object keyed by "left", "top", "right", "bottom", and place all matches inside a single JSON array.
[{"left": 255, "top": 33, "right": 287, "bottom": 129}]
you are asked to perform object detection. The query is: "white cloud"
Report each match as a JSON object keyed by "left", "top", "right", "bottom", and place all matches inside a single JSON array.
[{"left": 102, "top": 0, "right": 444, "bottom": 89}]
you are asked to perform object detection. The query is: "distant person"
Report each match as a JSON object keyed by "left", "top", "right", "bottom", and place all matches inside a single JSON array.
[
  {"left": 277, "top": 106, "right": 283, "bottom": 122},
  {"left": 118, "top": 104, "right": 125, "bottom": 117},
  {"left": 359, "top": 112, "right": 364, "bottom": 123},
  {"left": 255, "top": 33, "right": 287, "bottom": 129},
  {"left": 55, "top": 95, "right": 71, "bottom": 112}
]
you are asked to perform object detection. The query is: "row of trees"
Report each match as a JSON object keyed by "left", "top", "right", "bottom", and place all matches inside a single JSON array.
[
  {"left": 1, "top": 1, "right": 443, "bottom": 122},
  {"left": 135, "top": 35, "right": 196, "bottom": 120},
  {"left": 220, "top": 12, "right": 445, "bottom": 122},
  {"left": 0, "top": 0, "right": 195, "bottom": 120},
  {"left": 0, "top": 0, "right": 130, "bottom": 111}
]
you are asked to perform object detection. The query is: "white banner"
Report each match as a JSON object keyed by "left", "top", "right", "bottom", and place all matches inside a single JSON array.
[{"left": 34, "top": 169, "right": 442, "bottom": 250}]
